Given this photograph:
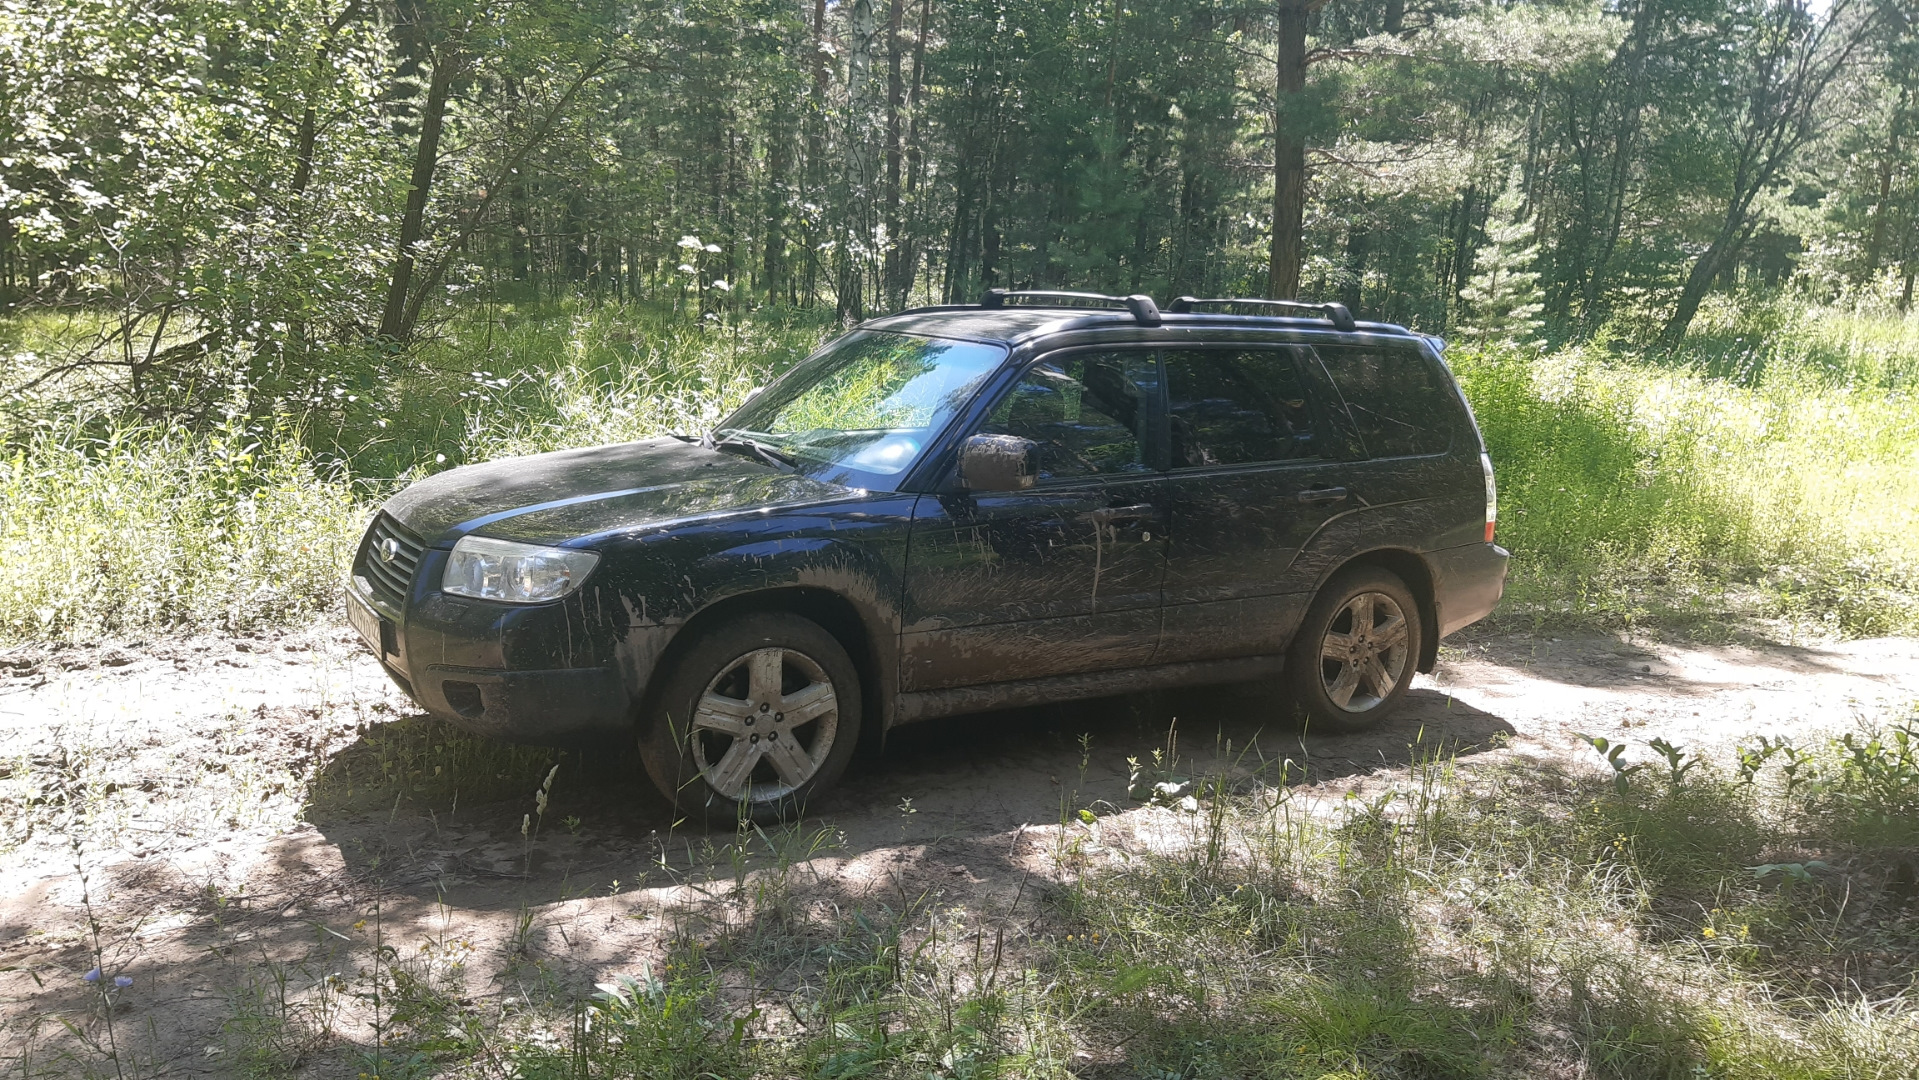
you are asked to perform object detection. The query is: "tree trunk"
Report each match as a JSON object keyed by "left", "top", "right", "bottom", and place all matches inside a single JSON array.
[
  {"left": 291, "top": 108, "right": 319, "bottom": 197},
  {"left": 764, "top": 106, "right": 792, "bottom": 304},
  {"left": 1342, "top": 224, "right": 1369, "bottom": 311},
  {"left": 882, "top": 0, "right": 905, "bottom": 308},
  {"left": 1582, "top": 0, "right": 1655, "bottom": 320},
  {"left": 378, "top": 41, "right": 456, "bottom": 343},
  {"left": 898, "top": 0, "right": 932, "bottom": 302},
  {"left": 1267, "top": 0, "right": 1309, "bottom": 301},
  {"left": 840, "top": 0, "right": 878, "bottom": 317},
  {"left": 504, "top": 78, "right": 532, "bottom": 284},
  {"left": 1867, "top": 87, "right": 1908, "bottom": 272},
  {"left": 1662, "top": 216, "right": 1743, "bottom": 343},
  {"left": 803, "top": 0, "right": 829, "bottom": 305}
]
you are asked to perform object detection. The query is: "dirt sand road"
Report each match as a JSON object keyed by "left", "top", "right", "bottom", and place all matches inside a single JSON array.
[{"left": 2, "top": 624, "right": 1914, "bottom": 1074}]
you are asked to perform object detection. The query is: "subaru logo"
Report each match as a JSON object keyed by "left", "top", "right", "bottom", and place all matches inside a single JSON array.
[{"left": 377, "top": 537, "right": 402, "bottom": 563}]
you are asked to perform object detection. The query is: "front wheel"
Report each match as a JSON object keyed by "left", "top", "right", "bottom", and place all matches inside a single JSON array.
[
  {"left": 1287, "top": 566, "right": 1424, "bottom": 733},
  {"left": 639, "top": 612, "right": 862, "bottom": 824}
]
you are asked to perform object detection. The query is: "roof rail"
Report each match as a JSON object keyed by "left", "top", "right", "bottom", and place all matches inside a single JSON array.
[
  {"left": 1166, "top": 296, "right": 1356, "bottom": 332},
  {"left": 979, "top": 288, "right": 1162, "bottom": 327}
]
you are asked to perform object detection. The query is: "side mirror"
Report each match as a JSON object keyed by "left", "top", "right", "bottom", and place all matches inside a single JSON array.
[{"left": 958, "top": 434, "right": 1038, "bottom": 491}]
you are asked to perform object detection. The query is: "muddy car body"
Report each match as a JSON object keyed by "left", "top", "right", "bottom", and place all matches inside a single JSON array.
[{"left": 347, "top": 292, "right": 1509, "bottom": 819}]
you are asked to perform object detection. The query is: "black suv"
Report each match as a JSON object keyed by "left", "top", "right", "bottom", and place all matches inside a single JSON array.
[{"left": 347, "top": 292, "right": 1508, "bottom": 820}]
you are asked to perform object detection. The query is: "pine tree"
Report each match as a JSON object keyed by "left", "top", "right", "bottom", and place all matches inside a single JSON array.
[{"left": 1458, "top": 177, "right": 1545, "bottom": 352}]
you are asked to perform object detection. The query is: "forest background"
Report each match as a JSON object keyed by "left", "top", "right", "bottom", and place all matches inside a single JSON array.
[{"left": 1, "top": 0, "right": 1917, "bottom": 639}]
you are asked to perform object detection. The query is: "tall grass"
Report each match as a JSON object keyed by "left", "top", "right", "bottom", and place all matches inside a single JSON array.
[
  {"left": 319, "top": 302, "right": 833, "bottom": 476},
  {"left": 1456, "top": 303, "right": 1919, "bottom": 635},
  {"left": 0, "top": 416, "right": 360, "bottom": 641}
]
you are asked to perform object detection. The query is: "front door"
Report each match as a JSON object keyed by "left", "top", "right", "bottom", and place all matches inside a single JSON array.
[
  {"left": 901, "top": 349, "right": 1167, "bottom": 691},
  {"left": 1155, "top": 345, "right": 1354, "bottom": 663}
]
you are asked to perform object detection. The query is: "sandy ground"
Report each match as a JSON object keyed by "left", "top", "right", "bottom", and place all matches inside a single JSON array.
[{"left": 0, "top": 620, "right": 1915, "bottom": 1075}]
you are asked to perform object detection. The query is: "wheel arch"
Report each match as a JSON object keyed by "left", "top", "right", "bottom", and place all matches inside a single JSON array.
[
  {"left": 1322, "top": 548, "right": 1440, "bottom": 673},
  {"left": 634, "top": 586, "right": 888, "bottom": 745}
]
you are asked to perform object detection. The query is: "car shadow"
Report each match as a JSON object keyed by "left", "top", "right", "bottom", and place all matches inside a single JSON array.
[{"left": 298, "top": 680, "right": 1515, "bottom": 911}]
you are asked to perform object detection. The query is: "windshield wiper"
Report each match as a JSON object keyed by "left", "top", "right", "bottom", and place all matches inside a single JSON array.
[{"left": 707, "top": 434, "right": 797, "bottom": 472}]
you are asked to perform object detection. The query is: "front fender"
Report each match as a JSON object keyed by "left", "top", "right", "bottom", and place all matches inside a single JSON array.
[{"left": 587, "top": 494, "right": 919, "bottom": 725}]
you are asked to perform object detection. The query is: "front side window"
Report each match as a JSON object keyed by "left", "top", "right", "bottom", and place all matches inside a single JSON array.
[
  {"left": 1314, "top": 344, "right": 1456, "bottom": 458},
  {"left": 1164, "top": 348, "right": 1320, "bottom": 468},
  {"left": 979, "top": 351, "right": 1156, "bottom": 481},
  {"left": 717, "top": 330, "right": 1007, "bottom": 487}
]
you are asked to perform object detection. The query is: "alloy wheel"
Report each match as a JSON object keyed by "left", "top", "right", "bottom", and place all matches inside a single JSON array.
[
  {"left": 1318, "top": 591, "right": 1410, "bottom": 713},
  {"left": 690, "top": 646, "right": 839, "bottom": 802}
]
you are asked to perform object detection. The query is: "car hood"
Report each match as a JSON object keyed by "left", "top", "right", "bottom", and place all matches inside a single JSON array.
[{"left": 383, "top": 436, "right": 858, "bottom": 546}]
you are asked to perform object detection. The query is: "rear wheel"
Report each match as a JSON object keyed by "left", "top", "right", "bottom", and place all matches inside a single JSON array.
[
  {"left": 1287, "top": 566, "right": 1423, "bottom": 733},
  {"left": 639, "top": 612, "right": 862, "bottom": 824}
]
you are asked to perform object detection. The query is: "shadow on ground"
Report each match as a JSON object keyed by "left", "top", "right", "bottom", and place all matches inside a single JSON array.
[{"left": 298, "top": 682, "right": 1514, "bottom": 911}]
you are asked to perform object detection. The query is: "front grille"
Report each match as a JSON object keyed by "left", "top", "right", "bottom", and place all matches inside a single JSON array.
[{"left": 357, "top": 513, "right": 425, "bottom": 612}]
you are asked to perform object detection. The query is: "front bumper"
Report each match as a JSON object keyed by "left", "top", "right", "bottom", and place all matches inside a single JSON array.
[
  {"left": 1431, "top": 541, "right": 1510, "bottom": 638},
  {"left": 346, "top": 542, "right": 639, "bottom": 744},
  {"left": 399, "top": 661, "right": 632, "bottom": 743}
]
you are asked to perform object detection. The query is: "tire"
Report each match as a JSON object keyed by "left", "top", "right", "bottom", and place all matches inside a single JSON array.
[
  {"left": 639, "top": 612, "right": 862, "bottom": 824},
  {"left": 1286, "top": 566, "right": 1424, "bottom": 734}
]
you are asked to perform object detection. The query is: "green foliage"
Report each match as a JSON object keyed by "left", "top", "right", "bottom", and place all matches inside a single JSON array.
[
  {"left": 1577, "top": 732, "right": 1647, "bottom": 793},
  {"left": 1457, "top": 177, "right": 1546, "bottom": 351},
  {"left": 3, "top": 0, "right": 1909, "bottom": 361},
  {"left": 1803, "top": 718, "right": 1919, "bottom": 847}
]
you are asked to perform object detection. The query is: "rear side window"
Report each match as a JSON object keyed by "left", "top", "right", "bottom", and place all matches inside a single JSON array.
[
  {"left": 1163, "top": 348, "right": 1320, "bottom": 467},
  {"left": 1314, "top": 345, "right": 1456, "bottom": 458}
]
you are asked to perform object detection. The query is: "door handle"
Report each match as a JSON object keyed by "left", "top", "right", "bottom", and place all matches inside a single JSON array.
[
  {"left": 1088, "top": 503, "right": 1161, "bottom": 526},
  {"left": 1295, "top": 486, "right": 1349, "bottom": 505}
]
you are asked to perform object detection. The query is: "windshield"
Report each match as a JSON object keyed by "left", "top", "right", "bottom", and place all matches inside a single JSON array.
[{"left": 715, "top": 330, "right": 1007, "bottom": 488}]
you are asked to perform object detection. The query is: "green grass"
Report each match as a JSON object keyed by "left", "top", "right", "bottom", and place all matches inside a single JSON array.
[
  {"left": 1455, "top": 300, "right": 1919, "bottom": 636},
  {"left": 0, "top": 415, "right": 361, "bottom": 641}
]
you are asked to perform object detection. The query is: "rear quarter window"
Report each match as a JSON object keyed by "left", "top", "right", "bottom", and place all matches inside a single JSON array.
[{"left": 1313, "top": 344, "right": 1458, "bottom": 458}]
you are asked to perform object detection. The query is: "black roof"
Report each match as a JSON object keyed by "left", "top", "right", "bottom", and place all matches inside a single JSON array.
[{"left": 857, "top": 290, "right": 1422, "bottom": 347}]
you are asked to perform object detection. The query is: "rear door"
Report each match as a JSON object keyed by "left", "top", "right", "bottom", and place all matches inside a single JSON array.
[
  {"left": 901, "top": 348, "right": 1169, "bottom": 690},
  {"left": 1155, "top": 345, "right": 1355, "bottom": 663},
  {"left": 1308, "top": 342, "right": 1483, "bottom": 555}
]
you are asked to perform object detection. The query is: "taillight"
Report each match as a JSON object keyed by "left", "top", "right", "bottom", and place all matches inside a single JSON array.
[{"left": 1480, "top": 451, "right": 1497, "bottom": 544}]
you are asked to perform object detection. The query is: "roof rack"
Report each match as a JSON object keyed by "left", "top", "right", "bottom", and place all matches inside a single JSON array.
[
  {"left": 1166, "top": 296, "right": 1356, "bottom": 332},
  {"left": 979, "top": 288, "right": 1162, "bottom": 327}
]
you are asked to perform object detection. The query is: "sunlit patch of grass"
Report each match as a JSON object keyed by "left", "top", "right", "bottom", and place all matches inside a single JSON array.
[
  {"left": 1671, "top": 293, "right": 1919, "bottom": 391},
  {"left": 0, "top": 415, "right": 361, "bottom": 643},
  {"left": 1042, "top": 721, "right": 1919, "bottom": 1079},
  {"left": 1454, "top": 319, "right": 1919, "bottom": 636},
  {"left": 0, "top": 302, "right": 836, "bottom": 644}
]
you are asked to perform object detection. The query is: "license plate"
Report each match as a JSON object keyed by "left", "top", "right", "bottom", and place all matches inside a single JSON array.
[{"left": 346, "top": 585, "right": 387, "bottom": 657}]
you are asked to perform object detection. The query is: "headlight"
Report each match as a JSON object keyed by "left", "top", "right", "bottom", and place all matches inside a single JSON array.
[{"left": 441, "top": 536, "right": 599, "bottom": 603}]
